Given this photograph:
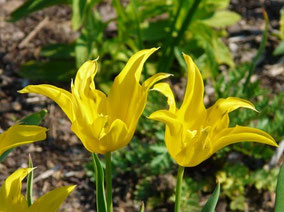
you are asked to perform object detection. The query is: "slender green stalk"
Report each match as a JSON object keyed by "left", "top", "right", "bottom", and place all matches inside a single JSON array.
[
  {"left": 105, "top": 152, "right": 113, "bottom": 212},
  {"left": 158, "top": 0, "right": 202, "bottom": 73},
  {"left": 91, "top": 153, "right": 107, "bottom": 212},
  {"left": 243, "top": 9, "right": 269, "bottom": 94},
  {"left": 26, "top": 154, "right": 33, "bottom": 207},
  {"left": 160, "top": 0, "right": 184, "bottom": 57},
  {"left": 175, "top": 166, "right": 185, "bottom": 212},
  {"left": 112, "top": 0, "right": 127, "bottom": 22}
]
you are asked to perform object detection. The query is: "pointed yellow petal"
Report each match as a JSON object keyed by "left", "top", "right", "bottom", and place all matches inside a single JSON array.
[
  {"left": 177, "top": 54, "right": 206, "bottom": 126},
  {"left": 213, "top": 125, "right": 278, "bottom": 153},
  {"left": 207, "top": 97, "right": 256, "bottom": 119},
  {"left": 115, "top": 48, "right": 158, "bottom": 83},
  {"left": 149, "top": 110, "right": 181, "bottom": 135},
  {"left": 206, "top": 97, "right": 257, "bottom": 130},
  {"left": 0, "top": 168, "right": 32, "bottom": 211},
  {"left": 19, "top": 85, "right": 73, "bottom": 121},
  {"left": 29, "top": 185, "right": 76, "bottom": 212},
  {"left": 143, "top": 73, "right": 172, "bottom": 91},
  {"left": 107, "top": 48, "right": 157, "bottom": 125},
  {"left": 151, "top": 82, "right": 176, "bottom": 113},
  {"left": 72, "top": 60, "right": 98, "bottom": 99},
  {"left": 0, "top": 124, "right": 47, "bottom": 156}
]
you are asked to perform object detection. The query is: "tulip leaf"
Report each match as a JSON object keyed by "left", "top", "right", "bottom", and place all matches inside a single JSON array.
[
  {"left": 92, "top": 153, "right": 107, "bottom": 212},
  {"left": 0, "top": 148, "right": 14, "bottom": 163},
  {"left": 273, "top": 41, "right": 284, "bottom": 56},
  {"left": 40, "top": 44, "right": 75, "bottom": 59},
  {"left": 202, "top": 10, "right": 241, "bottom": 28},
  {"left": 9, "top": 0, "right": 71, "bottom": 22},
  {"left": 201, "top": 183, "right": 220, "bottom": 212},
  {"left": 275, "top": 162, "right": 284, "bottom": 212},
  {"left": 20, "top": 60, "right": 76, "bottom": 82},
  {"left": 0, "top": 110, "right": 47, "bottom": 162},
  {"left": 20, "top": 109, "right": 47, "bottom": 126}
]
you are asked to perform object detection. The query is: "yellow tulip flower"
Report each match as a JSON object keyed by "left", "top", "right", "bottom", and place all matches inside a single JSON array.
[
  {"left": 0, "top": 168, "right": 75, "bottom": 212},
  {"left": 19, "top": 48, "right": 170, "bottom": 154},
  {"left": 0, "top": 124, "right": 47, "bottom": 156},
  {"left": 149, "top": 54, "right": 278, "bottom": 167}
]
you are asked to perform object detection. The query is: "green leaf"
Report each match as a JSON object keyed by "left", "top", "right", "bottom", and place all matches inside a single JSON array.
[
  {"left": 40, "top": 44, "right": 75, "bottom": 59},
  {"left": 202, "top": 10, "right": 241, "bottom": 28},
  {"left": 141, "top": 20, "right": 169, "bottom": 41},
  {"left": 9, "top": 0, "right": 71, "bottom": 22},
  {"left": 92, "top": 153, "right": 107, "bottom": 212},
  {"left": 26, "top": 154, "right": 34, "bottom": 206},
  {"left": 139, "top": 202, "right": 145, "bottom": 212},
  {"left": 201, "top": 183, "right": 220, "bottom": 212},
  {"left": 20, "top": 60, "right": 76, "bottom": 82},
  {"left": 273, "top": 41, "right": 284, "bottom": 56},
  {"left": 0, "top": 110, "right": 47, "bottom": 162},
  {"left": 20, "top": 109, "right": 47, "bottom": 126},
  {"left": 0, "top": 148, "right": 14, "bottom": 163},
  {"left": 275, "top": 162, "right": 284, "bottom": 212},
  {"left": 280, "top": 8, "right": 284, "bottom": 40}
]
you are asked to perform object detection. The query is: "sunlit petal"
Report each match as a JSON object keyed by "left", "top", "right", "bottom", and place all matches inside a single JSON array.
[
  {"left": 0, "top": 168, "right": 32, "bottom": 211},
  {"left": 177, "top": 54, "right": 206, "bottom": 127},
  {"left": 19, "top": 85, "right": 73, "bottom": 121},
  {"left": 149, "top": 110, "right": 181, "bottom": 135},
  {"left": 107, "top": 48, "right": 158, "bottom": 124},
  {"left": 0, "top": 124, "right": 47, "bottom": 156},
  {"left": 29, "top": 185, "right": 76, "bottom": 212},
  {"left": 213, "top": 125, "right": 278, "bottom": 153},
  {"left": 151, "top": 83, "right": 176, "bottom": 113}
]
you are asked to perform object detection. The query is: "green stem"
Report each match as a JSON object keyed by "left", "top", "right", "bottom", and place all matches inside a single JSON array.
[
  {"left": 105, "top": 152, "right": 113, "bottom": 212},
  {"left": 175, "top": 166, "right": 184, "bottom": 212},
  {"left": 26, "top": 154, "right": 33, "bottom": 207},
  {"left": 158, "top": 0, "right": 202, "bottom": 73},
  {"left": 243, "top": 9, "right": 268, "bottom": 95}
]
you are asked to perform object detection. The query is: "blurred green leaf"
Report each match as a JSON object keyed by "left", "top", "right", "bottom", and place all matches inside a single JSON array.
[
  {"left": 275, "top": 162, "right": 284, "bottom": 212},
  {"left": 230, "top": 196, "right": 245, "bottom": 211},
  {"left": 20, "top": 60, "right": 76, "bottom": 82},
  {"left": 273, "top": 41, "right": 284, "bottom": 55},
  {"left": 201, "top": 183, "right": 220, "bottom": 212},
  {"left": 202, "top": 10, "right": 241, "bottom": 28},
  {"left": 203, "top": 0, "right": 230, "bottom": 10},
  {"left": 280, "top": 8, "right": 284, "bottom": 40},
  {"left": 9, "top": 0, "right": 71, "bottom": 22},
  {"left": 40, "top": 44, "right": 75, "bottom": 59}
]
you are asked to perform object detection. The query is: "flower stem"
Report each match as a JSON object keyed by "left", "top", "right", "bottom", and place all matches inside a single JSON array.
[
  {"left": 175, "top": 166, "right": 184, "bottom": 212},
  {"left": 105, "top": 152, "right": 113, "bottom": 212}
]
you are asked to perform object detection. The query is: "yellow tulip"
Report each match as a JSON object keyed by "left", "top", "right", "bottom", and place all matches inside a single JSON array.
[
  {"left": 19, "top": 48, "right": 170, "bottom": 154},
  {"left": 149, "top": 54, "right": 278, "bottom": 167},
  {"left": 0, "top": 168, "right": 75, "bottom": 212},
  {"left": 0, "top": 124, "right": 47, "bottom": 156}
]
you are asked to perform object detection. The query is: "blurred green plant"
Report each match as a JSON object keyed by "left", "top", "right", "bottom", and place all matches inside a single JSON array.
[
  {"left": 217, "top": 163, "right": 279, "bottom": 211},
  {"left": 10, "top": 0, "right": 240, "bottom": 85},
  {"left": 273, "top": 8, "right": 284, "bottom": 56}
]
